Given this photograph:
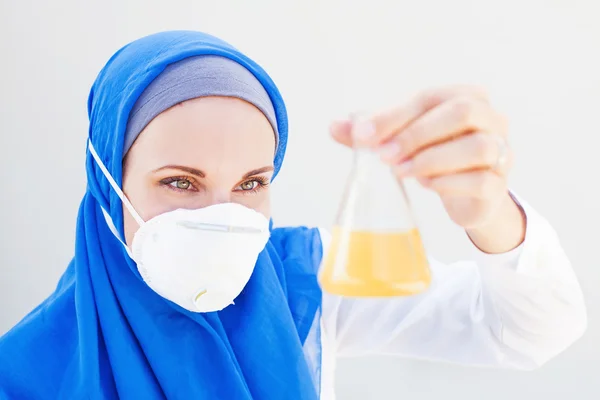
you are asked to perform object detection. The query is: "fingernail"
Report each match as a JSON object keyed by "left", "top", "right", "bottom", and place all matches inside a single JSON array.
[
  {"left": 379, "top": 142, "right": 401, "bottom": 161},
  {"left": 352, "top": 119, "right": 376, "bottom": 141},
  {"left": 394, "top": 160, "right": 414, "bottom": 176}
]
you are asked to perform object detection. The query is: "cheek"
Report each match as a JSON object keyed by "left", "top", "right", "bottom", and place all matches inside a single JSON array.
[
  {"left": 122, "top": 166, "right": 144, "bottom": 247},
  {"left": 256, "top": 194, "right": 272, "bottom": 219},
  {"left": 122, "top": 190, "right": 183, "bottom": 247},
  {"left": 234, "top": 192, "right": 271, "bottom": 220},
  {"left": 122, "top": 177, "right": 157, "bottom": 247},
  {"left": 122, "top": 166, "right": 175, "bottom": 246}
]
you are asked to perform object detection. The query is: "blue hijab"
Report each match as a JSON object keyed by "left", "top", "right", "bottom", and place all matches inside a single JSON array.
[{"left": 0, "top": 31, "right": 323, "bottom": 399}]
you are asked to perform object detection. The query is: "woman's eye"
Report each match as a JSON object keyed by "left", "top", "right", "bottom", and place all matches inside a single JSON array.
[
  {"left": 240, "top": 180, "right": 259, "bottom": 191},
  {"left": 170, "top": 179, "right": 192, "bottom": 190}
]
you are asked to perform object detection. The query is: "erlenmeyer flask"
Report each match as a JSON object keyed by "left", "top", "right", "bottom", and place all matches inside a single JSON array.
[{"left": 319, "top": 118, "right": 431, "bottom": 297}]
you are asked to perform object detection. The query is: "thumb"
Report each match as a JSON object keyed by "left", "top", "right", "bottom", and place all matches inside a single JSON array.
[{"left": 329, "top": 120, "right": 353, "bottom": 147}]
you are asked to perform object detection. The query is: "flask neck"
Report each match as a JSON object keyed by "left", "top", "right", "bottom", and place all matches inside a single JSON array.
[
  {"left": 351, "top": 147, "right": 396, "bottom": 181},
  {"left": 337, "top": 146, "right": 415, "bottom": 232}
]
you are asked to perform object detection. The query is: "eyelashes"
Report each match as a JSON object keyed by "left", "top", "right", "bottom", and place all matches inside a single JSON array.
[
  {"left": 159, "top": 176, "right": 199, "bottom": 192},
  {"left": 237, "top": 176, "right": 270, "bottom": 194},
  {"left": 159, "top": 176, "right": 270, "bottom": 195}
]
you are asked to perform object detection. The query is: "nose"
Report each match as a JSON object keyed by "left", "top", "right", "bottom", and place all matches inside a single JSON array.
[{"left": 206, "top": 190, "right": 232, "bottom": 207}]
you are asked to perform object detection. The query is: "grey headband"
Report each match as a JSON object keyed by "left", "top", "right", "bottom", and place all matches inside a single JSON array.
[{"left": 123, "top": 55, "right": 278, "bottom": 155}]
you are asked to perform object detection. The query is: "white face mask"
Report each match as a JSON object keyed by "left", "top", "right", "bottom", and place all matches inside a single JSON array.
[{"left": 89, "top": 141, "right": 271, "bottom": 313}]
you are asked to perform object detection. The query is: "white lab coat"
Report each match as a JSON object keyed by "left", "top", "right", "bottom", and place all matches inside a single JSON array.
[{"left": 317, "top": 193, "right": 587, "bottom": 400}]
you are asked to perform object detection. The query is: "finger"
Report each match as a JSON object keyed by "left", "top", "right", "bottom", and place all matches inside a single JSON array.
[
  {"left": 379, "top": 97, "right": 508, "bottom": 163},
  {"left": 329, "top": 120, "right": 353, "bottom": 147},
  {"left": 392, "top": 132, "right": 512, "bottom": 178},
  {"left": 423, "top": 170, "right": 507, "bottom": 199},
  {"left": 359, "top": 85, "right": 490, "bottom": 146}
]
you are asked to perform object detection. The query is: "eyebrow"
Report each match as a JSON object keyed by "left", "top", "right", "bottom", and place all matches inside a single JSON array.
[
  {"left": 242, "top": 166, "right": 274, "bottom": 179},
  {"left": 153, "top": 165, "right": 274, "bottom": 179},
  {"left": 153, "top": 165, "right": 206, "bottom": 178}
]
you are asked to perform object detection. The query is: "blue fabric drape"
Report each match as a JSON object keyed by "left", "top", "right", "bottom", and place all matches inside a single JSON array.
[{"left": 0, "top": 31, "right": 323, "bottom": 400}]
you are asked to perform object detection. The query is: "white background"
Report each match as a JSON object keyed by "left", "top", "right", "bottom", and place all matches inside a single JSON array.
[{"left": 1, "top": 0, "right": 599, "bottom": 398}]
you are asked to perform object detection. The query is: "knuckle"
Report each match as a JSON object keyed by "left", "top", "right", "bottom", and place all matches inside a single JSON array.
[
  {"left": 472, "top": 133, "right": 497, "bottom": 163},
  {"left": 411, "top": 153, "right": 430, "bottom": 174},
  {"left": 374, "top": 109, "right": 396, "bottom": 135},
  {"left": 399, "top": 127, "right": 420, "bottom": 152},
  {"left": 418, "top": 91, "right": 445, "bottom": 110},
  {"left": 450, "top": 97, "right": 478, "bottom": 125}
]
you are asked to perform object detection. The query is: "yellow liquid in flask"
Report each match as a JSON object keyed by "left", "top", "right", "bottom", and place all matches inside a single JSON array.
[{"left": 319, "top": 227, "right": 431, "bottom": 297}]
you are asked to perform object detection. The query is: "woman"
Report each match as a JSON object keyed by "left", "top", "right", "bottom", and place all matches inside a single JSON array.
[{"left": 0, "top": 30, "right": 587, "bottom": 400}]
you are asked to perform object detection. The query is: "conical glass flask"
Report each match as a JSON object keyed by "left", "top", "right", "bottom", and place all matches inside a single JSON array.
[{"left": 319, "top": 120, "right": 431, "bottom": 297}]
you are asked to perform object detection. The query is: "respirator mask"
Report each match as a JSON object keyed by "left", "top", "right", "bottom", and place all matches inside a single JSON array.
[{"left": 89, "top": 141, "right": 270, "bottom": 312}]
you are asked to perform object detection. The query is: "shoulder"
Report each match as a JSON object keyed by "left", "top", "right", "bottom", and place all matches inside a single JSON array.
[
  {"left": 269, "top": 226, "right": 330, "bottom": 273},
  {"left": 0, "top": 283, "right": 78, "bottom": 397},
  {"left": 270, "top": 225, "right": 329, "bottom": 254}
]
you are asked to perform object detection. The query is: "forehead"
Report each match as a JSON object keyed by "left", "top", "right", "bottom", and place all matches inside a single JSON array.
[{"left": 130, "top": 96, "right": 276, "bottom": 171}]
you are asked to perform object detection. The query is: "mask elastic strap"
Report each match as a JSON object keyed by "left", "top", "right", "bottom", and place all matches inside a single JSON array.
[
  {"left": 88, "top": 140, "right": 145, "bottom": 227},
  {"left": 100, "top": 207, "right": 134, "bottom": 258}
]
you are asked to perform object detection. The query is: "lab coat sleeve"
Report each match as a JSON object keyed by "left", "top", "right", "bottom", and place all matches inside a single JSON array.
[{"left": 320, "top": 193, "right": 587, "bottom": 370}]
